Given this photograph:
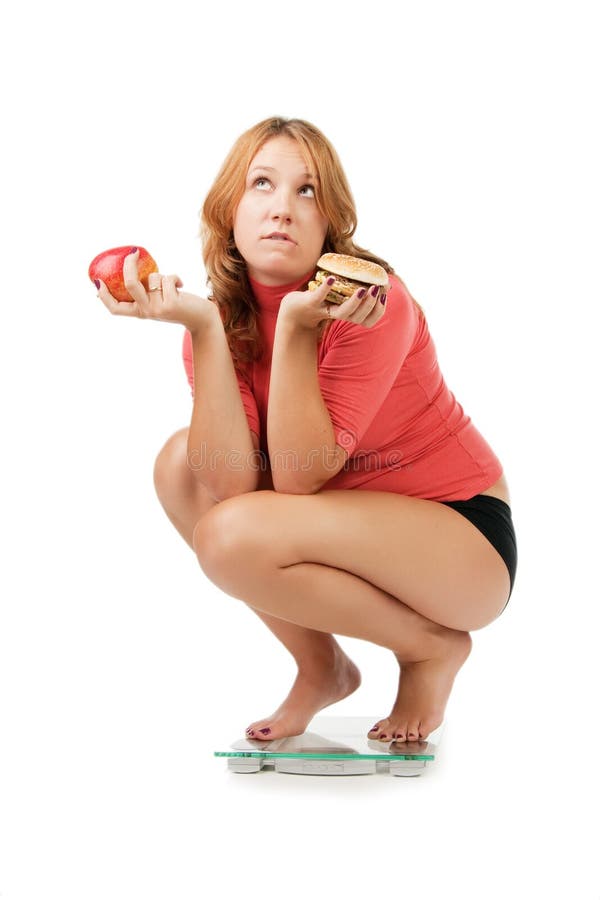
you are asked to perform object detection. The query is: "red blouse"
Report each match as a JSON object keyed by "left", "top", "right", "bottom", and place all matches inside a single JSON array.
[{"left": 182, "top": 269, "right": 502, "bottom": 501}]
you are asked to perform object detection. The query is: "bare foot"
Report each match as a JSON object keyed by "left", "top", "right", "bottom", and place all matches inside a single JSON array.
[
  {"left": 368, "top": 631, "right": 472, "bottom": 742},
  {"left": 245, "top": 650, "right": 361, "bottom": 741}
]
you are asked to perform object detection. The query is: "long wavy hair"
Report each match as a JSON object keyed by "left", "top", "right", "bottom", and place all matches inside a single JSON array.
[{"left": 200, "top": 116, "right": 419, "bottom": 371}]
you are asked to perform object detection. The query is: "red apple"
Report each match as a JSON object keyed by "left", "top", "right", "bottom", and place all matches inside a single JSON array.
[{"left": 88, "top": 246, "right": 159, "bottom": 301}]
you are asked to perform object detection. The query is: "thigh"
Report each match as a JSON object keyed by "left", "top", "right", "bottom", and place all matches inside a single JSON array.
[{"left": 193, "top": 489, "right": 511, "bottom": 631}]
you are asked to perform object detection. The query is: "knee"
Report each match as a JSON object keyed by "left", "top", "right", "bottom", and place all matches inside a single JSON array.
[
  {"left": 192, "top": 495, "right": 261, "bottom": 581},
  {"left": 153, "top": 427, "right": 190, "bottom": 504}
]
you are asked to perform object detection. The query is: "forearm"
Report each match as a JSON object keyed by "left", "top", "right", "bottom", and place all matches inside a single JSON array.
[
  {"left": 267, "top": 319, "right": 339, "bottom": 493},
  {"left": 187, "top": 311, "right": 259, "bottom": 501}
]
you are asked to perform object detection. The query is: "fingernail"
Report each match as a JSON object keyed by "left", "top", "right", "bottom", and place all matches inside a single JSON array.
[
  {"left": 380, "top": 294, "right": 387, "bottom": 305},
  {"left": 94, "top": 279, "right": 100, "bottom": 289},
  {"left": 129, "top": 247, "right": 138, "bottom": 254},
  {"left": 357, "top": 288, "right": 366, "bottom": 299},
  {"left": 371, "top": 285, "right": 380, "bottom": 297},
  {"left": 326, "top": 276, "right": 335, "bottom": 285},
  {"left": 259, "top": 727, "right": 271, "bottom": 735}
]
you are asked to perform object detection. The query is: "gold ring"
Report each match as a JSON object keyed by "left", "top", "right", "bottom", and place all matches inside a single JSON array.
[{"left": 147, "top": 287, "right": 162, "bottom": 292}]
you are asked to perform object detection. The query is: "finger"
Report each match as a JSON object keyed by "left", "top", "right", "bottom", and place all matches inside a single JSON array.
[
  {"left": 160, "top": 274, "right": 182, "bottom": 304},
  {"left": 147, "top": 271, "right": 163, "bottom": 293},
  {"left": 313, "top": 276, "right": 341, "bottom": 315},
  {"left": 162, "top": 274, "right": 184, "bottom": 289},
  {"left": 334, "top": 284, "right": 381, "bottom": 325},
  {"left": 122, "top": 248, "right": 150, "bottom": 304},
  {"left": 337, "top": 284, "right": 373, "bottom": 316},
  {"left": 361, "top": 289, "right": 387, "bottom": 328},
  {"left": 360, "top": 284, "right": 383, "bottom": 318},
  {"left": 95, "top": 278, "right": 137, "bottom": 317},
  {"left": 309, "top": 275, "right": 336, "bottom": 297}
]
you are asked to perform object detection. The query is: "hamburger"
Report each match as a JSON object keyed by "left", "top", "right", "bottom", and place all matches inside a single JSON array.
[{"left": 309, "top": 253, "right": 390, "bottom": 305}]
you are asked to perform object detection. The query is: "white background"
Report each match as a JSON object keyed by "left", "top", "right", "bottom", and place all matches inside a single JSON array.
[{"left": 1, "top": 1, "right": 598, "bottom": 897}]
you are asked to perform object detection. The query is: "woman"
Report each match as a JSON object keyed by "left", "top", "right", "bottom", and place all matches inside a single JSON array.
[{"left": 96, "top": 116, "right": 517, "bottom": 745}]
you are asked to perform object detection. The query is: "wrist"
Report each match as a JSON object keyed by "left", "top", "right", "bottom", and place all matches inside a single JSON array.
[
  {"left": 188, "top": 302, "right": 223, "bottom": 339},
  {"left": 275, "top": 310, "right": 318, "bottom": 340}
]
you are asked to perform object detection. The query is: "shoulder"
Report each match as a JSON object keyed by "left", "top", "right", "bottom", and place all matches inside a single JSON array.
[{"left": 387, "top": 273, "right": 420, "bottom": 315}]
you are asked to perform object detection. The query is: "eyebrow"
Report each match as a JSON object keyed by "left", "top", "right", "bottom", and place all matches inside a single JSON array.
[{"left": 248, "top": 165, "right": 317, "bottom": 181}]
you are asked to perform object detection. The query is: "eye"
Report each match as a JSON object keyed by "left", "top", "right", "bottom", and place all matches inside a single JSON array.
[{"left": 251, "top": 177, "right": 315, "bottom": 197}]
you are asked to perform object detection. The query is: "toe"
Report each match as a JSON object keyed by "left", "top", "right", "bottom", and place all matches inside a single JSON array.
[
  {"left": 367, "top": 719, "right": 386, "bottom": 737},
  {"left": 406, "top": 718, "right": 421, "bottom": 741},
  {"left": 392, "top": 719, "right": 409, "bottom": 741},
  {"left": 245, "top": 719, "right": 273, "bottom": 739}
]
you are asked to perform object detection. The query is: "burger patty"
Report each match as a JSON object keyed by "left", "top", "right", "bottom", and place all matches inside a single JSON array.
[
  {"left": 308, "top": 280, "right": 347, "bottom": 304},
  {"left": 313, "top": 268, "right": 363, "bottom": 294}
]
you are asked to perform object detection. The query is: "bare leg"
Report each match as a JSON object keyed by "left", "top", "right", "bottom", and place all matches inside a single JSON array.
[
  {"left": 193, "top": 490, "right": 484, "bottom": 742},
  {"left": 153, "top": 428, "right": 361, "bottom": 736}
]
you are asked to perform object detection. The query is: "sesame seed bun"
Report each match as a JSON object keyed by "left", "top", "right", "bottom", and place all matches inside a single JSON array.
[{"left": 317, "top": 253, "right": 389, "bottom": 287}]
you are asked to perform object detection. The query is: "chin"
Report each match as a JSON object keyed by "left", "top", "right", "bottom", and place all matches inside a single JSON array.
[{"left": 250, "top": 261, "right": 303, "bottom": 284}]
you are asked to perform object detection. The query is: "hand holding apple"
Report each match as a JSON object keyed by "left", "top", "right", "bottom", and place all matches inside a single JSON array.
[
  {"left": 89, "top": 245, "right": 158, "bottom": 301},
  {"left": 92, "top": 247, "right": 221, "bottom": 334}
]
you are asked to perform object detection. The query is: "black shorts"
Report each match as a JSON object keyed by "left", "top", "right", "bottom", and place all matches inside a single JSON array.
[{"left": 440, "top": 495, "right": 518, "bottom": 607}]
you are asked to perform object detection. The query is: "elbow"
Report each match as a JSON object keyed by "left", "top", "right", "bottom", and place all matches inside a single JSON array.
[
  {"left": 271, "top": 474, "right": 321, "bottom": 495},
  {"left": 194, "top": 472, "right": 260, "bottom": 503},
  {"left": 215, "top": 475, "right": 260, "bottom": 501}
]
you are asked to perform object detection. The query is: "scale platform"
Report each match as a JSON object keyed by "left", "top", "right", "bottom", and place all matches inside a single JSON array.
[{"left": 215, "top": 716, "right": 444, "bottom": 777}]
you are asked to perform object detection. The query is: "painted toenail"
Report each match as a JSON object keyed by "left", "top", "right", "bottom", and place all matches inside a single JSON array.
[
  {"left": 247, "top": 730, "right": 255, "bottom": 736},
  {"left": 259, "top": 727, "right": 271, "bottom": 735},
  {"left": 379, "top": 734, "right": 387, "bottom": 740},
  {"left": 369, "top": 725, "right": 379, "bottom": 732}
]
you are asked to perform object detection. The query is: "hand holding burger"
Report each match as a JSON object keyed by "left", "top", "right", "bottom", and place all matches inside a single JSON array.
[
  {"left": 309, "top": 253, "right": 390, "bottom": 308},
  {"left": 279, "top": 253, "right": 389, "bottom": 333}
]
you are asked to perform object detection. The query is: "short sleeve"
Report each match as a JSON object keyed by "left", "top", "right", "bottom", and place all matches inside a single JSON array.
[
  {"left": 181, "top": 328, "right": 260, "bottom": 438},
  {"left": 317, "top": 276, "right": 420, "bottom": 458}
]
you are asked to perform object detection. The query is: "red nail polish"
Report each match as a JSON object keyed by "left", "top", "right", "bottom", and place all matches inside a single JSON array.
[
  {"left": 259, "top": 727, "right": 271, "bottom": 735},
  {"left": 94, "top": 279, "right": 100, "bottom": 289},
  {"left": 358, "top": 288, "right": 366, "bottom": 299},
  {"left": 380, "top": 294, "right": 387, "bottom": 305}
]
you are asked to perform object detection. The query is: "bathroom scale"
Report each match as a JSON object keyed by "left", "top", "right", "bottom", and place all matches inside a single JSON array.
[{"left": 214, "top": 715, "right": 444, "bottom": 776}]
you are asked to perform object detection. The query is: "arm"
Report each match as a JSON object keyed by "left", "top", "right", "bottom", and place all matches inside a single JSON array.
[
  {"left": 268, "top": 275, "right": 420, "bottom": 494},
  {"left": 267, "top": 317, "right": 347, "bottom": 494},
  {"left": 186, "top": 308, "right": 260, "bottom": 501},
  {"left": 97, "top": 257, "right": 261, "bottom": 502}
]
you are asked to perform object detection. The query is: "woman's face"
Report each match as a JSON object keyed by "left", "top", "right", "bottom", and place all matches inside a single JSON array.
[{"left": 233, "top": 135, "right": 329, "bottom": 286}]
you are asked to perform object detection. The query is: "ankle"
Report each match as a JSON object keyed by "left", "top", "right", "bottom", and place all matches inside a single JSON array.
[{"left": 295, "top": 642, "right": 343, "bottom": 676}]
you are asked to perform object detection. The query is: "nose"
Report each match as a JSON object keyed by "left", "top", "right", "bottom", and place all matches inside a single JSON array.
[{"left": 270, "top": 185, "right": 294, "bottom": 223}]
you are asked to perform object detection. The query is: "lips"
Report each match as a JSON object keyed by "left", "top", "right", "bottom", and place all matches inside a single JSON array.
[{"left": 264, "top": 232, "right": 295, "bottom": 243}]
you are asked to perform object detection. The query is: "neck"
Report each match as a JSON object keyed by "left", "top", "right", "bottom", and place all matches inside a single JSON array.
[{"left": 248, "top": 269, "right": 315, "bottom": 314}]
